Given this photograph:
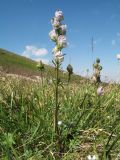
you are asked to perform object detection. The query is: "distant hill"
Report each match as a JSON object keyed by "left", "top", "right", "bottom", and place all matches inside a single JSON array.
[
  {"left": 0, "top": 48, "right": 42, "bottom": 76},
  {"left": 0, "top": 48, "right": 83, "bottom": 82}
]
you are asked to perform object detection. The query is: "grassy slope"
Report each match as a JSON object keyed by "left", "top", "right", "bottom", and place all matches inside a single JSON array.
[
  {"left": 0, "top": 48, "right": 83, "bottom": 82},
  {"left": 0, "top": 48, "right": 41, "bottom": 76}
]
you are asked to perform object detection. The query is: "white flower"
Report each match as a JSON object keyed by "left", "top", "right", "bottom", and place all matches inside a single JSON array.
[
  {"left": 58, "top": 35, "right": 67, "bottom": 48},
  {"left": 55, "top": 55, "right": 64, "bottom": 63},
  {"left": 54, "top": 50, "right": 62, "bottom": 57},
  {"left": 55, "top": 10, "right": 63, "bottom": 21},
  {"left": 59, "top": 24, "right": 67, "bottom": 35},
  {"left": 116, "top": 54, "right": 120, "bottom": 60},
  {"left": 49, "top": 10, "right": 67, "bottom": 64},
  {"left": 97, "top": 86, "right": 104, "bottom": 96},
  {"left": 49, "top": 30, "right": 58, "bottom": 42},
  {"left": 52, "top": 46, "right": 59, "bottom": 53},
  {"left": 58, "top": 121, "right": 62, "bottom": 125},
  {"left": 87, "top": 155, "right": 97, "bottom": 160},
  {"left": 58, "top": 55, "right": 64, "bottom": 63},
  {"left": 54, "top": 51, "right": 64, "bottom": 63},
  {"left": 51, "top": 18, "right": 61, "bottom": 29}
]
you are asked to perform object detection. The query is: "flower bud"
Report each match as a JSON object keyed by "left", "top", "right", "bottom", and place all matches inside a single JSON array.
[
  {"left": 96, "top": 58, "right": 100, "bottom": 63},
  {"left": 49, "top": 30, "right": 58, "bottom": 42},
  {"left": 58, "top": 35, "right": 67, "bottom": 48},
  {"left": 55, "top": 55, "right": 64, "bottom": 63},
  {"left": 54, "top": 50, "right": 62, "bottom": 57},
  {"left": 37, "top": 61, "right": 45, "bottom": 71},
  {"left": 58, "top": 55, "right": 64, "bottom": 63},
  {"left": 51, "top": 18, "right": 61, "bottom": 29},
  {"left": 59, "top": 24, "right": 67, "bottom": 35},
  {"left": 54, "top": 50, "right": 64, "bottom": 63},
  {"left": 67, "top": 64, "right": 73, "bottom": 74},
  {"left": 55, "top": 10, "right": 63, "bottom": 21}
]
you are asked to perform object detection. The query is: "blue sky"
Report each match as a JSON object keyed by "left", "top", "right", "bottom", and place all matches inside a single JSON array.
[{"left": 0, "top": 0, "right": 120, "bottom": 81}]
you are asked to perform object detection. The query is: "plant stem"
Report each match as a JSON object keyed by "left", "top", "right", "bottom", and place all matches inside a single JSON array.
[
  {"left": 54, "top": 62, "right": 63, "bottom": 159},
  {"left": 54, "top": 62, "right": 59, "bottom": 135},
  {"left": 41, "top": 71, "right": 43, "bottom": 87},
  {"left": 68, "top": 73, "right": 71, "bottom": 83}
]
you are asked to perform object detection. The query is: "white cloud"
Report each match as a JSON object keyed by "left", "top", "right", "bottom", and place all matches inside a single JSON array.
[
  {"left": 22, "top": 45, "right": 49, "bottom": 64},
  {"left": 33, "top": 48, "right": 48, "bottom": 56},
  {"left": 22, "top": 45, "right": 48, "bottom": 58}
]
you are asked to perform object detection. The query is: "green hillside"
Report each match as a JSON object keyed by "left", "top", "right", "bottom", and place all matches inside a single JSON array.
[
  {"left": 0, "top": 48, "right": 42, "bottom": 76},
  {"left": 0, "top": 48, "right": 82, "bottom": 82}
]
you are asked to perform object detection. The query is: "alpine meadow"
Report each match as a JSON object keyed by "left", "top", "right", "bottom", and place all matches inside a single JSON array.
[{"left": 1, "top": 1, "right": 120, "bottom": 160}]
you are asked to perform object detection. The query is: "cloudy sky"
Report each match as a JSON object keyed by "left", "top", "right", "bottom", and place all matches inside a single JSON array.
[{"left": 0, "top": 0, "right": 120, "bottom": 81}]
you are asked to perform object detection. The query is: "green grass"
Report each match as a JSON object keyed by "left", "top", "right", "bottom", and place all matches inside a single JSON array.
[
  {"left": 1, "top": 48, "right": 120, "bottom": 159},
  {"left": 0, "top": 75, "right": 120, "bottom": 159}
]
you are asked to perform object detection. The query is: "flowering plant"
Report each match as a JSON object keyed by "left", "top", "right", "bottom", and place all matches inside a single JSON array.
[
  {"left": 49, "top": 10, "right": 67, "bottom": 154},
  {"left": 49, "top": 10, "right": 67, "bottom": 64},
  {"left": 92, "top": 58, "right": 102, "bottom": 83}
]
